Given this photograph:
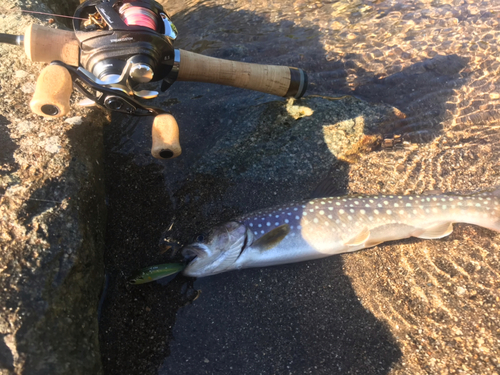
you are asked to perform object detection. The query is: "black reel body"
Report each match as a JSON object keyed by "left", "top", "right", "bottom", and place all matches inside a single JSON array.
[
  {"left": 74, "top": 0, "right": 176, "bottom": 84},
  {"left": 66, "top": 0, "right": 179, "bottom": 115}
]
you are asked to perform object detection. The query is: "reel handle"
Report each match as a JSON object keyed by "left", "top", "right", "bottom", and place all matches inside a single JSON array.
[
  {"left": 30, "top": 64, "right": 73, "bottom": 118},
  {"left": 151, "top": 114, "right": 182, "bottom": 159},
  {"left": 177, "top": 50, "right": 307, "bottom": 98}
]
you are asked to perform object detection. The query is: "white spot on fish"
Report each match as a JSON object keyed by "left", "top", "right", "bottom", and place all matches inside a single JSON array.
[
  {"left": 354, "top": 201, "right": 359, "bottom": 205},
  {"left": 328, "top": 215, "right": 333, "bottom": 219},
  {"left": 365, "top": 204, "right": 370, "bottom": 207},
  {"left": 386, "top": 210, "right": 392, "bottom": 214},
  {"left": 319, "top": 210, "right": 325, "bottom": 215},
  {"left": 294, "top": 207, "right": 298, "bottom": 211},
  {"left": 339, "top": 209, "right": 345, "bottom": 214},
  {"left": 296, "top": 216, "right": 300, "bottom": 220},
  {"left": 250, "top": 223, "right": 253, "bottom": 227},
  {"left": 309, "top": 209, "right": 314, "bottom": 212},
  {"left": 313, "top": 218, "right": 319, "bottom": 223},
  {"left": 329, "top": 207, "right": 333, "bottom": 211},
  {"left": 350, "top": 209, "right": 355, "bottom": 213},
  {"left": 267, "top": 222, "right": 271, "bottom": 226},
  {"left": 442, "top": 205, "right": 447, "bottom": 209},
  {"left": 360, "top": 209, "right": 366, "bottom": 214},
  {"left": 275, "top": 215, "right": 280, "bottom": 218},
  {"left": 347, "top": 216, "right": 353, "bottom": 220},
  {"left": 399, "top": 210, "right": 404, "bottom": 215},
  {"left": 325, "top": 221, "right": 329, "bottom": 226},
  {"left": 394, "top": 203, "right": 399, "bottom": 207},
  {"left": 258, "top": 224, "right": 262, "bottom": 228},
  {"left": 261, "top": 230, "right": 264, "bottom": 234},
  {"left": 384, "top": 201, "right": 389, "bottom": 205},
  {"left": 275, "top": 222, "right": 279, "bottom": 226},
  {"left": 336, "top": 202, "right": 341, "bottom": 206},
  {"left": 475, "top": 203, "right": 481, "bottom": 207},
  {"left": 303, "top": 212, "right": 307, "bottom": 216},
  {"left": 297, "top": 225, "right": 302, "bottom": 230},
  {"left": 285, "top": 219, "right": 289, "bottom": 223},
  {"left": 406, "top": 203, "right": 412, "bottom": 207}
]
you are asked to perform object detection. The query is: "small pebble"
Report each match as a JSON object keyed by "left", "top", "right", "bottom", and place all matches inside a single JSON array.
[{"left": 65, "top": 116, "right": 83, "bottom": 126}]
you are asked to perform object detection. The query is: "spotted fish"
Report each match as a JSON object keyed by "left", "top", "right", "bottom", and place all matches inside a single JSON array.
[{"left": 182, "top": 188, "right": 500, "bottom": 277}]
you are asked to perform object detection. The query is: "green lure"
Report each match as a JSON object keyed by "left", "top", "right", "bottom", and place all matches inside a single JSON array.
[{"left": 129, "top": 263, "right": 185, "bottom": 285}]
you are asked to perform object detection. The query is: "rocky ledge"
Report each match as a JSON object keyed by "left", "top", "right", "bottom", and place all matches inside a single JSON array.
[{"left": 0, "top": 1, "right": 106, "bottom": 374}]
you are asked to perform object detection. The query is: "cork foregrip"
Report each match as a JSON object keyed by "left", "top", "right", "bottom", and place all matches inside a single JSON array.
[
  {"left": 177, "top": 50, "right": 292, "bottom": 97},
  {"left": 24, "top": 24, "right": 80, "bottom": 66}
]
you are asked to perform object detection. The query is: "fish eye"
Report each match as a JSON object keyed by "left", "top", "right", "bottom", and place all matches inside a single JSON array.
[{"left": 196, "top": 234, "right": 204, "bottom": 242}]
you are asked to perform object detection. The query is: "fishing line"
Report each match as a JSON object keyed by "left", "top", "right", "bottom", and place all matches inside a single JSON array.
[
  {"left": 0, "top": 8, "right": 87, "bottom": 20},
  {"left": 119, "top": 5, "right": 159, "bottom": 31}
]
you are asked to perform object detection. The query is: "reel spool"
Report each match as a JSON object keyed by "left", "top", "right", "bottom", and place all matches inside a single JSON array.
[{"left": 119, "top": 4, "right": 159, "bottom": 30}]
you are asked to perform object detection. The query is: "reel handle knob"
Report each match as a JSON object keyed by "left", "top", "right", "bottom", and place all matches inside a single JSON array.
[
  {"left": 30, "top": 65, "right": 73, "bottom": 118},
  {"left": 151, "top": 114, "right": 182, "bottom": 159}
]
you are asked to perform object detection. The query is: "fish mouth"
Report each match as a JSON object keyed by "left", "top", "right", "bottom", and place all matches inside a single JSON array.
[{"left": 181, "top": 244, "right": 207, "bottom": 262}]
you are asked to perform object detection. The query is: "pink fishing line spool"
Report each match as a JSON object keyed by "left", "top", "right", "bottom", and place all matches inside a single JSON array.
[{"left": 119, "top": 5, "right": 159, "bottom": 31}]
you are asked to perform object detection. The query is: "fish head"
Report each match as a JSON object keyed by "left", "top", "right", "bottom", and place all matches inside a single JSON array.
[{"left": 182, "top": 221, "right": 252, "bottom": 277}]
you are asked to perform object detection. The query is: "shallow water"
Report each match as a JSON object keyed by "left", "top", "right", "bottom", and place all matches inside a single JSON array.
[{"left": 99, "top": 0, "right": 500, "bottom": 374}]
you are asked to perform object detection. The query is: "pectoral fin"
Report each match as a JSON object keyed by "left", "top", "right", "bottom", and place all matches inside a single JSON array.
[
  {"left": 252, "top": 224, "right": 290, "bottom": 252},
  {"left": 413, "top": 222, "right": 453, "bottom": 239},
  {"left": 344, "top": 227, "right": 370, "bottom": 246}
]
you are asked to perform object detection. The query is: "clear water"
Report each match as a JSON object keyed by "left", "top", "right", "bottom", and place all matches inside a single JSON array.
[{"left": 100, "top": 1, "right": 500, "bottom": 374}]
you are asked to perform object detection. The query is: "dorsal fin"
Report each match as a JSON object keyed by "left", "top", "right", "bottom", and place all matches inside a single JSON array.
[
  {"left": 412, "top": 222, "right": 453, "bottom": 239},
  {"left": 344, "top": 227, "right": 370, "bottom": 246},
  {"left": 252, "top": 224, "right": 290, "bottom": 252}
]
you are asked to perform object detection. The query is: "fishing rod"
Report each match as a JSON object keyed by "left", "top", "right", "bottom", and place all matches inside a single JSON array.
[{"left": 0, "top": 0, "right": 308, "bottom": 159}]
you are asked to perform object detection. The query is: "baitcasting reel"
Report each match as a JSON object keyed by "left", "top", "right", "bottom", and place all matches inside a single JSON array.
[{"left": 1, "top": 0, "right": 308, "bottom": 159}]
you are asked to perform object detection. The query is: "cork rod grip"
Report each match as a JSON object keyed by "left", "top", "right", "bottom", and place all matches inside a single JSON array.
[
  {"left": 30, "top": 65, "right": 73, "bottom": 118},
  {"left": 151, "top": 114, "right": 182, "bottom": 159},
  {"left": 24, "top": 24, "right": 80, "bottom": 66},
  {"left": 177, "top": 50, "right": 307, "bottom": 98}
]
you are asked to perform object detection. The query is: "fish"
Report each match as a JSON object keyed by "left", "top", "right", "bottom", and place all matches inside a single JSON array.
[
  {"left": 129, "top": 263, "right": 185, "bottom": 284},
  {"left": 181, "top": 188, "right": 500, "bottom": 277}
]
